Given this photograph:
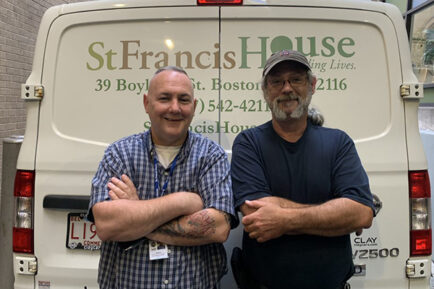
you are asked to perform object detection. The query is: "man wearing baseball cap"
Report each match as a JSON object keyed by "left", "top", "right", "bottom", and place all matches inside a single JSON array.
[{"left": 231, "top": 50, "right": 375, "bottom": 289}]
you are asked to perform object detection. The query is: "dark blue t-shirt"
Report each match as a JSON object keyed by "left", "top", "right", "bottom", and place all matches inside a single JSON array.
[{"left": 231, "top": 120, "right": 374, "bottom": 289}]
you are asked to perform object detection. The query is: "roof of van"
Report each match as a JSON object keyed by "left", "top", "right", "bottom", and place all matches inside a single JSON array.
[
  {"left": 54, "top": 0, "right": 398, "bottom": 15},
  {"left": 29, "top": 0, "right": 411, "bottom": 90}
]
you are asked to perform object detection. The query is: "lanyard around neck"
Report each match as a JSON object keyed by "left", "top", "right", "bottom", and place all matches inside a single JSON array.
[{"left": 154, "top": 154, "right": 179, "bottom": 196}]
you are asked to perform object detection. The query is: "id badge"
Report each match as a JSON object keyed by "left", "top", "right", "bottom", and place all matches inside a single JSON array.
[{"left": 149, "top": 240, "right": 169, "bottom": 260}]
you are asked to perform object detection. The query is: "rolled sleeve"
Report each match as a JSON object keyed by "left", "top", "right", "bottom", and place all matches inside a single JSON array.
[
  {"left": 87, "top": 144, "right": 127, "bottom": 222},
  {"left": 332, "top": 134, "right": 375, "bottom": 215},
  {"left": 231, "top": 132, "right": 272, "bottom": 209},
  {"left": 198, "top": 145, "right": 238, "bottom": 228}
]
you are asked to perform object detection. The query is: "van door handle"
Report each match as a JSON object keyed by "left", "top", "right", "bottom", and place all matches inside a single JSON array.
[
  {"left": 43, "top": 195, "right": 90, "bottom": 211},
  {"left": 373, "top": 193, "right": 382, "bottom": 215}
]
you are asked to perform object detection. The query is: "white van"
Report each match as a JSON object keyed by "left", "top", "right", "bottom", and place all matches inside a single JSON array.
[{"left": 12, "top": 0, "right": 431, "bottom": 288}]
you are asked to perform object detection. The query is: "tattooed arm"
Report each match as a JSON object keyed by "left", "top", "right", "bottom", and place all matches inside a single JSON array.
[
  {"left": 107, "top": 174, "right": 232, "bottom": 245},
  {"left": 146, "top": 208, "right": 232, "bottom": 246}
]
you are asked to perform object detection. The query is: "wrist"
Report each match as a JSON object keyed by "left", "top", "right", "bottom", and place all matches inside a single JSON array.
[{"left": 283, "top": 206, "right": 304, "bottom": 234}]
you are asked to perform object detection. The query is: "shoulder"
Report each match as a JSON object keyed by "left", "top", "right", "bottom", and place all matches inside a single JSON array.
[
  {"left": 105, "top": 132, "right": 148, "bottom": 156},
  {"left": 233, "top": 121, "right": 272, "bottom": 145},
  {"left": 188, "top": 132, "right": 226, "bottom": 156},
  {"left": 309, "top": 125, "right": 352, "bottom": 145},
  {"left": 308, "top": 125, "right": 357, "bottom": 161},
  {"left": 187, "top": 132, "right": 230, "bottom": 172}
]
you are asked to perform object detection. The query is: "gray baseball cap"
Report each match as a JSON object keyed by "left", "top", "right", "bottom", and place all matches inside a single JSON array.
[{"left": 263, "top": 50, "right": 311, "bottom": 77}]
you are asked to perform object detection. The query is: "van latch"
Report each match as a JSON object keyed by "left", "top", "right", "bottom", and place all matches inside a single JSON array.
[
  {"left": 372, "top": 194, "right": 382, "bottom": 215},
  {"left": 406, "top": 259, "right": 429, "bottom": 278},
  {"left": 400, "top": 84, "right": 423, "bottom": 99},
  {"left": 21, "top": 84, "right": 44, "bottom": 100},
  {"left": 15, "top": 256, "right": 38, "bottom": 275}
]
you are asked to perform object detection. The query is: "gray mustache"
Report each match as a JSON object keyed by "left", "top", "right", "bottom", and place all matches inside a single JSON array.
[{"left": 276, "top": 94, "right": 298, "bottom": 102}]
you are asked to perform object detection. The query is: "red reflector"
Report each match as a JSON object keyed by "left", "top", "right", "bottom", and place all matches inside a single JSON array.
[
  {"left": 14, "top": 170, "right": 35, "bottom": 197},
  {"left": 13, "top": 227, "right": 34, "bottom": 254},
  {"left": 197, "top": 0, "right": 242, "bottom": 5},
  {"left": 410, "top": 229, "right": 432, "bottom": 256},
  {"left": 409, "top": 170, "right": 431, "bottom": 198}
]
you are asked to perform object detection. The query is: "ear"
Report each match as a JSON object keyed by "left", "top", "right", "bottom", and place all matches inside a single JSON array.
[
  {"left": 143, "top": 93, "right": 149, "bottom": 113},
  {"left": 193, "top": 98, "right": 198, "bottom": 112},
  {"left": 311, "top": 76, "right": 317, "bottom": 94}
]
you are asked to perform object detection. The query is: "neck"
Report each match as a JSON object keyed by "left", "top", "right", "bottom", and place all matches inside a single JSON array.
[
  {"left": 272, "top": 114, "right": 308, "bottom": 143},
  {"left": 150, "top": 130, "right": 188, "bottom": 146}
]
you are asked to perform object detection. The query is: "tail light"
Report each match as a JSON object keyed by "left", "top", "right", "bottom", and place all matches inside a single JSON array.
[
  {"left": 409, "top": 170, "right": 431, "bottom": 256},
  {"left": 13, "top": 170, "right": 35, "bottom": 254},
  {"left": 197, "top": 0, "right": 242, "bottom": 5}
]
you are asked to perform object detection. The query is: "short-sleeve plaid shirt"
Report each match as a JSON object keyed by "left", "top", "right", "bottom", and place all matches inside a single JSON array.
[{"left": 88, "top": 131, "right": 236, "bottom": 289}]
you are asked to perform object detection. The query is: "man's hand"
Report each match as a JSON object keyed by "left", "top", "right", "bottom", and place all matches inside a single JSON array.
[
  {"left": 242, "top": 200, "right": 289, "bottom": 243},
  {"left": 108, "top": 174, "right": 139, "bottom": 200}
]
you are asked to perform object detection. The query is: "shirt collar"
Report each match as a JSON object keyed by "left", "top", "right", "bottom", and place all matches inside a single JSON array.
[{"left": 145, "top": 130, "right": 193, "bottom": 164}]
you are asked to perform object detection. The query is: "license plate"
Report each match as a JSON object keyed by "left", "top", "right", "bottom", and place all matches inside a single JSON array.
[{"left": 66, "top": 212, "right": 101, "bottom": 250}]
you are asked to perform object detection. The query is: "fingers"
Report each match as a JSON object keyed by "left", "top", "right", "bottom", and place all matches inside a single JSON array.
[
  {"left": 110, "top": 176, "right": 129, "bottom": 192},
  {"left": 248, "top": 231, "right": 258, "bottom": 240},
  {"left": 243, "top": 221, "right": 254, "bottom": 232},
  {"left": 242, "top": 204, "right": 266, "bottom": 226},
  {"left": 254, "top": 234, "right": 268, "bottom": 243},
  {"left": 108, "top": 190, "right": 119, "bottom": 200},
  {"left": 107, "top": 182, "right": 126, "bottom": 199},
  {"left": 244, "top": 222, "right": 258, "bottom": 237},
  {"left": 247, "top": 228, "right": 271, "bottom": 243},
  {"left": 121, "top": 174, "right": 136, "bottom": 192},
  {"left": 244, "top": 200, "right": 263, "bottom": 209},
  {"left": 107, "top": 175, "right": 139, "bottom": 200},
  {"left": 242, "top": 207, "right": 263, "bottom": 226},
  {"left": 243, "top": 216, "right": 265, "bottom": 240},
  {"left": 242, "top": 214, "right": 253, "bottom": 226},
  {"left": 242, "top": 208, "right": 283, "bottom": 242}
]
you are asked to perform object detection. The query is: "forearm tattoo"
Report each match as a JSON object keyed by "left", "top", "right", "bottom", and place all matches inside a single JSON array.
[
  {"left": 154, "top": 210, "right": 217, "bottom": 239},
  {"left": 154, "top": 219, "right": 187, "bottom": 237},
  {"left": 187, "top": 210, "right": 216, "bottom": 236}
]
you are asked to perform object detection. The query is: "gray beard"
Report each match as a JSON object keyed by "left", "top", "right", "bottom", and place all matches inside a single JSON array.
[{"left": 267, "top": 92, "right": 312, "bottom": 121}]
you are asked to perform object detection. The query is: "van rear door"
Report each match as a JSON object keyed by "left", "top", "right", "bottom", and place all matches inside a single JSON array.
[
  {"left": 22, "top": 1, "right": 423, "bottom": 289},
  {"left": 219, "top": 4, "right": 409, "bottom": 289},
  {"left": 33, "top": 5, "right": 220, "bottom": 288}
]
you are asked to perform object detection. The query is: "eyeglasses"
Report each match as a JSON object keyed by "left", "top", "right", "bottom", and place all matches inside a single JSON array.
[{"left": 268, "top": 75, "right": 308, "bottom": 90}]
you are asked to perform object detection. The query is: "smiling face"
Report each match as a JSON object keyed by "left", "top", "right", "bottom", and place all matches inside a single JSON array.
[
  {"left": 264, "top": 61, "right": 316, "bottom": 121},
  {"left": 144, "top": 69, "right": 197, "bottom": 146}
]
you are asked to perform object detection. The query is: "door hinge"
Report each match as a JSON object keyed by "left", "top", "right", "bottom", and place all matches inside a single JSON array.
[
  {"left": 15, "top": 256, "right": 38, "bottom": 275},
  {"left": 406, "top": 259, "right": 429, "bottom": 278},
  {"left": 400, "top": 83, "right": 423, "bottom": 99},
  {"left": 21, "top": 84, "right": 44, "bottom": 100}
]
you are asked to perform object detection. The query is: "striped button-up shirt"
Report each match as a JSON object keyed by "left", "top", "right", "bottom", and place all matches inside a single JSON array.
[{"left": 88, "top": 131, "right": 236, "bottom": 289}]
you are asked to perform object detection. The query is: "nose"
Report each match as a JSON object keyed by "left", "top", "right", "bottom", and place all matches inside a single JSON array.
[
  {"left": 169, "top": 99, "right": 181, "bottom": 113},
  {"left": 282, "top": 80, "right": 295, "bottom": 93}
]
